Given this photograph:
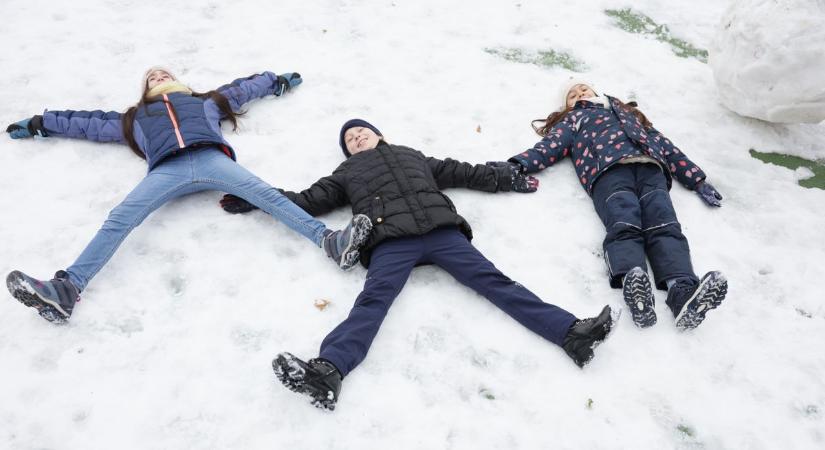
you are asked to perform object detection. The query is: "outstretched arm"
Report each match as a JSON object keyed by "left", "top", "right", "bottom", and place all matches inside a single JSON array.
[
  {"left": 7, "top": 110, "right": 125, "bottom": 144},
  {"left": 220, "top": 172, "right": 349, "bottom": 216},
  {"left": 216, "top": 71, "right": 303, "bottom": 113},
  {"left": 646, "top": 126, "right": 721, "bottom": 207},
  {"left": 507, "top": 115, "right": 576, "bottom": 174}
]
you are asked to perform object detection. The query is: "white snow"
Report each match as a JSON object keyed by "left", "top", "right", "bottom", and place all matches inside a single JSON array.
[
  {"left": 1, "top": 1, "right": 824, "bottom": 449},
  {"left": 709, "top": 0, "right": 825, "bottom": 124}
]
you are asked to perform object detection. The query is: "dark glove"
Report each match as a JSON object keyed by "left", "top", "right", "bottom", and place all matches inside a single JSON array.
[
  {"left": 275, "top": 73, "right": 302, "bottom": 96},
  {"left": 220, "top": 194, "right": 259, "bottom": 214},
  {"left": 486, "top": 161, "right": 539, "bottom": 193},
  {"left": 6, "top": 115, "right": 47, "bottom": 139},
  {"left": 695, "top": 181, "right": 722, "bottom": 207}
]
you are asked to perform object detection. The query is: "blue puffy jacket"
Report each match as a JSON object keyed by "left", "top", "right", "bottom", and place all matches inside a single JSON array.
[
  {"left": 40, "top": 72, "right": 286, "bottom": 171},
  {"left": 509, "top": 95, "right": 707, "bottom": 195}
]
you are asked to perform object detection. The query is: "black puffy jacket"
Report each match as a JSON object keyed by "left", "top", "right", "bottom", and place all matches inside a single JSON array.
[{"left": 283, "top": 142, "right": 513, "bottom": 267}]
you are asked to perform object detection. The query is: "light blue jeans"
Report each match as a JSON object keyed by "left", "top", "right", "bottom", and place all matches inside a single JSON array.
[{"left": 66, "top": 147, "right": 327, "bottom": 291}]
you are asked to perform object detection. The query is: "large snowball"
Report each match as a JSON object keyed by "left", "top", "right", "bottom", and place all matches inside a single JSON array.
[{"left": 709, "top": 0, "right": 825, "bottom": 123}]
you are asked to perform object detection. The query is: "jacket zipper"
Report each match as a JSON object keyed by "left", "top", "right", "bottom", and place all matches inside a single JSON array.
[{"left": 162, "top": 94, "right": 186, "bottom": 148}]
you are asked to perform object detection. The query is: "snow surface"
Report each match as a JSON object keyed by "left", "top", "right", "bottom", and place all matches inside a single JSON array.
[
  {"left": 1, "top": 1, "right": 824, "bottom": 449},
  {"left": 709, "top": 0, "right": 825, "bottom": 123}
]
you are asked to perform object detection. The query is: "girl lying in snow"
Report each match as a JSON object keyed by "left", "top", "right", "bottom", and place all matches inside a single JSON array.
[
  {"left": 221, "top": 119, "right": 616, "bottom": 411},
  {"left": 503, "top": 81, "right": 728, "bottom": 330},
  {"left": 4, "top": 68, "right": 371, "bottom": 324}
]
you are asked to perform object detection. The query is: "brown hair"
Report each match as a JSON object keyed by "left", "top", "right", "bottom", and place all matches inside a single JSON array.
[
  {"left": 531, "top": 98, "right": 652, "bottom": 137},
  {"left": 121, "top": 82, "right": 242, "bottom": 159}
]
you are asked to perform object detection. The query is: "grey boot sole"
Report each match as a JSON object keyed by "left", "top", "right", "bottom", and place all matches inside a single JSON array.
[
  {"left": 339, "top": 214, "right": 373, "bottom": 270},
  {"left": 622, "top": 268, "right": 657, "bottom": 328},
  {"left": 272, "top": 353, "right": 337, "bottom": 411},
  {"left": 6, "top": 271, "right": 70, "bottom": 324},
  {"left": 675, "top": 271, "right": 728, "bottom": 330}
]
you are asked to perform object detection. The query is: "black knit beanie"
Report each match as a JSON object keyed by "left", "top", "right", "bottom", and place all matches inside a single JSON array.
[{"left": 339, "top": 119, "right": 382, "bottom": 157}]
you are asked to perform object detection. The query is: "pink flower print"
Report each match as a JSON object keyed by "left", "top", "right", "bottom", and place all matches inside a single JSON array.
[
  {"left": 575, "top": 158, "right": 582, "bottom": 166},
  {"left": 533, "top": 160, "right": 539, "bottom": 165},
  {"left": 591, "top": 132, "right": 596, "bottom": 138},
  {"left": 563, "top": 149, "right": 569, "bottom": 157},
  {"left": 670, "top": 163, "right": 677, "bottom": 173},
  {"left": 596, "top": 144, "right": 604, "bottom": 150},
  {"left": 610, "top": 134, "right": 616, "bottom": 139},
  {"left": 521, "top": 152, "right": 529, "bottom": 157},
  {"left": 605, "top": 156, "right": 614, "bottom": 163},
  {"left": 550, "top": 142, "right": 557, "bottom": 148},
  {"left": 615, "top": 144, "right": 622, "bottom": 149},
  {"left": 595, "top": 119, "right": 603, "bottom": 125},
  {"left": 580, "top": 177, "right": 587, "bottom": 185},
  {"left": 577, "top": 142, "right": 583, "bottom": 149},
  {"left": 550, "top": 157, "right": 556, "bottom": 163},
  {"left": 679, "top": 161, "right": 687, "bottom": 167},
  {"left": 541, "top": 149, "right": 547, "bottom": 154},
  {"left": 539, "top": 164, "right": 546, "bottom": 169},
  {"left": 591, "top": 168, "right": 598, "bottom": 175}
]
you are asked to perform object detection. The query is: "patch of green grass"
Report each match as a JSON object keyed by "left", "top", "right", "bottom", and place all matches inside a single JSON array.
[
  {"left": 676, "top": 424, "right": 696, "bottom": 438},
  {"left": 604, "top": 8, "right": 708, "bottom": 63},
  {"left": 750, "top": 149, "right": 825, "bottom": 190},
  {"left": 484, "top": 47, "right": 588, "bottom": 72}
]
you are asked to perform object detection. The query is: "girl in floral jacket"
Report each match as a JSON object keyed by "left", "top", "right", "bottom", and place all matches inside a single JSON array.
[{"left": 506, "top": 81, "right": 728, "bottom": 330}]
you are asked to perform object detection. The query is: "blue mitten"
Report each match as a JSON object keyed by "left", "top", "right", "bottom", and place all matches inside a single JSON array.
[
  {"left": 6, "top": 116, "right": 47, "bottom": 139},
  {"left": 275, "top": 72, "right": 302, "bottom": 95},
  {"left": 695, "top": 181, "right": 723, "bottom": 207}
]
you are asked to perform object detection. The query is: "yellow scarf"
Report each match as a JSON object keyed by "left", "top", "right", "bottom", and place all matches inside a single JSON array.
[{"left": 147, "top": 81, "right": 193, "bottom": 98}]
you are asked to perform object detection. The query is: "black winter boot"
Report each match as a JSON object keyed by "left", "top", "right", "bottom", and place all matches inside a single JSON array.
[
  {"left": 670, "top": 271, "right": 728, "bottom": 331},
  {"left": 6, "top": 270, "right": 80, "bottom": 324},
  {"left": 622, "top": 267, "right": 657, "bottom": 328},
  {"left": 272, "top": 352, "right": 342, "bottom": 411},
  {"left": 323, "top": 214, "right": 373, "bottom": 270},
  {"left": 562, "top": 305, "right": 615, "bottom": 368}
]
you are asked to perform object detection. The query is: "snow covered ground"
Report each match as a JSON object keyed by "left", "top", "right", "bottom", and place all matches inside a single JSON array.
[{"left": 1, "top": 0, "right": 823, "bottom": 448}]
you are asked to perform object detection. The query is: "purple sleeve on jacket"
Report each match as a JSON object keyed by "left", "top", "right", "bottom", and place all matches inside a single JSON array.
[
  {"left": 508, "top": 114, "right": 576, "bottom": 173},
  {"left": 216, "top": 71, "right": 280, "bottom": 113},
  {"left": 646, "top": 126, "right": 706, "bottom": 190},
  {"left": 42, "top": 109, "right": 125, "bottom": 144}
]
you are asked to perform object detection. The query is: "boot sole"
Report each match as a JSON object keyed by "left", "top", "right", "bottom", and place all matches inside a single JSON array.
[
  {"left": 339, "top": 214, "right": 373, "bottom": 271},
  {"left": 6, "top": 271, "right": 69, "bottom": 324},
  {"left": 674, "top": 271, "right": 728, "bottom": 331},
  {"left": 272, "top": 353, "right": 337, "bottom": 411},
  {"left": 622, "top": 269, "right": 657, "bottom": 328}
]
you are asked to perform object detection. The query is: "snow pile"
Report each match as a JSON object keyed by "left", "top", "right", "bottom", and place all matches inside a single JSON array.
[{"left": 709, "top": 0, "right": 825, "bottom": 123}]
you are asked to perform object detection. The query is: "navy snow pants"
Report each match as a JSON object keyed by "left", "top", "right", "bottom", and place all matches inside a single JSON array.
[
  {"left": 318, "top": 227, "right": 578, "bottom": 377},
  {"left": 591, "top": 163, "right": 699, "bottom": 290}
]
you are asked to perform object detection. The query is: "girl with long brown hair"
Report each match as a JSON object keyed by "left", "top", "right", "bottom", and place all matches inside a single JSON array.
[
  {"left": 4, "top": 67, "right": 371, "bottom": 324},
  {"left": 503, "top": 80, "right": 728, "bottom": 331}
]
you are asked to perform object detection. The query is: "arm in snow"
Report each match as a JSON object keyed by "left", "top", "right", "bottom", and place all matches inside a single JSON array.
[
  {"left": 216, "top": 71, "right": 298, "bottom": 113},
  {"left": 41, "top": 109, "right": 126, "bottom": 144},
  {"left": 282, "top": 172, "right": 349, "bottom": 217},
  {"left": 426, "top": 154, "right": 509, "bottom": 192},
  {"left": 646, "top": 126, "right": 707, "bottom": 190},
  {"left": 507, "top": 114, "right": 576, "bottom": 173}
]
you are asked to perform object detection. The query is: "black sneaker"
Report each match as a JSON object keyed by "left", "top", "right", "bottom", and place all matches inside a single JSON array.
[
  {"left": 323, "top": 214, "right": 372, "bottom": 270},
  {"left": 272, "top": 352, "right": 342, "bottom": 411},
  {"left": 671, "top": 271, "right": 728, "bottom": 331},
  {"left": 562, "top": 305, "right": 615, "bottom": 368},
  {"left": 6, "top": 270, "right": 79, "bottom": 324},
  {"left": 622, "top": 267, "right": 657, "bottom": 328}
]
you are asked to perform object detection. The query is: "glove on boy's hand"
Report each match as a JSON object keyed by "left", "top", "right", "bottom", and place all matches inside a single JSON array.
[
  {"left": 220, "top": 194, "right": 259, "bottom": 214},
  {"left": 695, "top": 181, "right": 723, "bottom": 207},
  {"left": 275, "top": 73, "right": 302, "bottom": 95},
  {"left": 6, "top": 115, "right": 47, "bottom": 139},
  {"left": 486, "top": 161, "right": 539, "bottom": 193}
]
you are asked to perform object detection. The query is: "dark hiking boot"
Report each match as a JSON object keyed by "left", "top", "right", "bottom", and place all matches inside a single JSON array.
[
  {"left": 622, "top": 267, "right": 657, "bottom": 328},
  {"left": 6, "top": 270, "right": 80, "bottom": 324},
  {"left": 671, "top": 271, "right": 728, "bottom": 331},
  {"left": 272, "top": 352, "right": 342, "bottom": 411},
  {"left": 562, "top": 305, "right": 615, "bottom": 368},
  {"left": 323, "top": 214, "right": 372, "bottom": 270}
]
